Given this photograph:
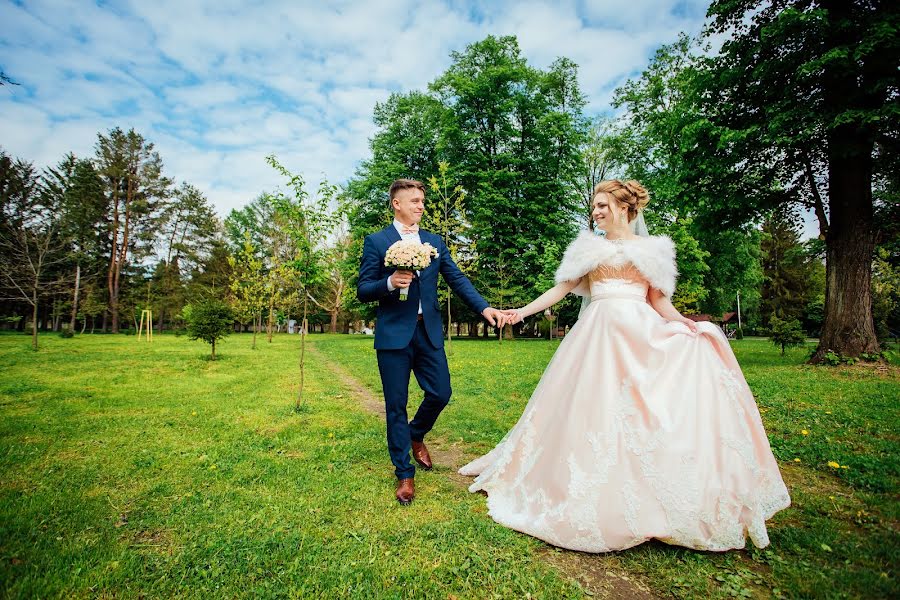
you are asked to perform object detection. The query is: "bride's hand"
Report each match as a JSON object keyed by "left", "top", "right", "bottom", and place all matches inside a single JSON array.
[
  {"left": 672, "top": 316, "right": 698, "bottom": 334},
  {"left": 502, "top": 309, "right": 524, "bottom": 325}
]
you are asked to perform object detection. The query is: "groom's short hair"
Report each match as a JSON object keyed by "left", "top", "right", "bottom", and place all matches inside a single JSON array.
[{"left": 389, "top": 179, "right": 426, "bottom": 206}]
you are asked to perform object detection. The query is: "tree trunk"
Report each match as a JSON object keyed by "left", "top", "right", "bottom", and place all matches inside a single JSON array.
[
  {"left": 110, "top": 293, "right": 119, "bottom": 333},
  {"left": 267, "top": 299, "right": 275, "bottom": 343},
  {"left": 297, "top": 298, "right": 307, "bottom": 411},
  {"left": 69, "top": 263, "right": 81, "bottom": 332},
  {"left": 31, "top": 289, "right": 38, "bottom": 351},
  {"left": 211, "top": 339, "right": 216, "bottom": 360},
  {"left": 811, "top": 131, "right": 879, "bottom": 361},
  {"left": 330, "top": 309, "right": 338, "bottom": 334},
  {"left": 252, "top": 312, "right": 259, "bottom": 350},
  {"left": 811, "top": 1, "right": 881, "bottom": 361}
]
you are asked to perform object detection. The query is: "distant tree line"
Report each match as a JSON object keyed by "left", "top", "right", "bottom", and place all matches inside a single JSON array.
[{"left": 1, "top": 1, "right": 896, "bottom": 359}]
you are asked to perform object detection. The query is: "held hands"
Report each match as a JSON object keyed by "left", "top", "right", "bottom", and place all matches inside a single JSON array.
[
  {"left": 501, "top": 309, "right": 524, "bottom": 325},
  {"left": 390, "top": 269, "right": 414, "bottom": 289},
  {"left": 482, "top": 307, "right": 513, "bottom": 328},
  {"left": 481, "top": 308, "right": 525, "bottom": 327}
]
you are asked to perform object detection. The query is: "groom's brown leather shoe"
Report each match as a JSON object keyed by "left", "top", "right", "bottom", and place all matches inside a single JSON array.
[
  {"left": 396, "top": 478, "right": 415, "bottom": 505},
  {"left": 411, "top": 440, "right": 433, "bottom": 470}
]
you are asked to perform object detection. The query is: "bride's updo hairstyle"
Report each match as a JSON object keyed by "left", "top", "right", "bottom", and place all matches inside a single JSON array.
[{"left": 593, "top": 179, "right": 649, "bottom": 223}]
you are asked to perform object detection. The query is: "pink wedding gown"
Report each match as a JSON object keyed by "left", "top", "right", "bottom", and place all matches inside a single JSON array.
[{"left": 460, "top": 264, "right": 790, "bottom": 552}]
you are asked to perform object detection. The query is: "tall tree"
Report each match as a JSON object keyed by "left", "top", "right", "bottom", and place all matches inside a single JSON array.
[
  {"left": 95, "top": 128, "right": 170, "bottom": 333},
  {"left": 156, "top": 183, "right": 219, "bottom": 330},
  {"left": 0, "top": 152, "right": 67, "bottom": 350},
  {"left": 228, "top": 234, "right": 266, "bottom": 349},
  {"left": 430, "top": 36, "right": 586, "bottom": 308},
  {"left": 759, "top": 210, "right": 818, "bottom": 327},
  {"left": 44, "top": 154, "right": 105, "bottom": 332},
  {"left": 576, "top": 118, "right": 623, "bottom": 228},
  {"left": 345, "top": 92, "right": 446, "bottom": 235},
  {"left": 704, "top": 0, "right": 900, "bottom": 359},
  {"left": 612, "top": 36, "right": 754, "bottom": 314}
]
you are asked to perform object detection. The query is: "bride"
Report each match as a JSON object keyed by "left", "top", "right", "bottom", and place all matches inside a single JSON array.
[{"left": 460, "top": 180, "right": 790, "bottom": 552}]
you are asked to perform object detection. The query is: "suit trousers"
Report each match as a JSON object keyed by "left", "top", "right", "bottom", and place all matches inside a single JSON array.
[{"left": 376, "top": 320, "right": 452, "bottom": 479}]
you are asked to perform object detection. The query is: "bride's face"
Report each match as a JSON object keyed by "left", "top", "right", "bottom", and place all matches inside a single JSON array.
[{"left": 592, "top": 193, "right": 627, "bottom": 230}]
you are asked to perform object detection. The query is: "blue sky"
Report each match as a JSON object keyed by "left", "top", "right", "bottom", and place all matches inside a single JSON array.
[{"left": 1, "top": 0, "right": 713, "bottom": 216}]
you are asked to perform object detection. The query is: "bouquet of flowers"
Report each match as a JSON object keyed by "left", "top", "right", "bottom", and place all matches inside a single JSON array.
[{"left": 384, "top": 240, "right": 439, "bottom": 301}]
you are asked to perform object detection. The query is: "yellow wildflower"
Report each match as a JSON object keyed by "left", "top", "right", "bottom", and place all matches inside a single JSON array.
[
  {"left": 801, "top": 430, "right": 809, "bottom": 435},
  {"left": 841, "top": 465, "right": 849, "bottom": 469},
  {"left": 793, "top": 458, "right": 801, "bottom": 462},
  {"left": 827, "top": 461, "right": 840, "bottom": 469}
]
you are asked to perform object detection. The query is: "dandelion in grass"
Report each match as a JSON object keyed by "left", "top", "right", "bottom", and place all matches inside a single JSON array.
[
  {"left": 801, "top": 429, "right": 809, "bottom": 435},
  {"left": 828, "top": 461, "right": 840, "bottom": 469}
]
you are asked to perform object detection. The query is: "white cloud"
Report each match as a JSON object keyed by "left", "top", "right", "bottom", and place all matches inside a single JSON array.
[{"left": 1, "top": 0, "right": 711, "bottom": 218}]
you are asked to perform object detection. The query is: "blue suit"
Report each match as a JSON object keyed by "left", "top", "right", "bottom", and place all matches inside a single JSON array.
[{"left": 357, "top": 225, "right": 489, "bottom": 479}]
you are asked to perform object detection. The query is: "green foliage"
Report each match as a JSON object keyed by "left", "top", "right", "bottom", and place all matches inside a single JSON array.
[
  {"left": 183, "top": 299, "right": 233, "bottom": 359},
  {"left": 769, "top": 315, "right": 807, "bottom": 355},
  {"left": 701, "top": 0, "right": 898, "bottom": 358},
  {"left": 872, "top": 246, "right": 900, "bottom": 340},
  {"left": 760, "top": 210, "right": 821, "bottom": 330},
  {"left": 346, "top": 35, "right": 587, "bottom": 313},
  {"left": 227, "top": 234, "right": 266, "bottom": 336},
  {"left": 265, "top": 155, "right": 342, "bottom": 406},
  {"left": 430, "top": 37, "right": 585, "bottom": 306},
  {"left": 424, "top": 162, "right": 475, "bottom": 336},
  {"left": 666, "top": 219, "right": 710, "bottom": 314}
]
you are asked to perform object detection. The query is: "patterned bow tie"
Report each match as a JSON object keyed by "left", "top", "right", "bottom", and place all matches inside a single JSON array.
[{"left": 401, "top": 224, "right": 419, "bottom": 235}]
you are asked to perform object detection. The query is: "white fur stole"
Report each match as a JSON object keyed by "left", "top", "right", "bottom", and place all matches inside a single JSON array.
[{"left": 554, "top": 231, "right": 678, "bottom": 297}]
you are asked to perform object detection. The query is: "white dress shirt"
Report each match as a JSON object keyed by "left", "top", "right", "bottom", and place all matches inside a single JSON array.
[{"left": 386, "top": 219, "right": 423, "bottom": 314}]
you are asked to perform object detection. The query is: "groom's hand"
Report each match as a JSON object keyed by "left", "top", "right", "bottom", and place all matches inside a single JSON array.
[
  {"left": 481, "top": 307, "right": 507, "bottom": 327},
  {"left": 390, "top": 270, "right": 414, "bottom": 289}
]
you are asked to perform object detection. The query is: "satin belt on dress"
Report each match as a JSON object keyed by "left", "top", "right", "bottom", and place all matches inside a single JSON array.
[{"left": 590, "top": 279, "right": 648, "bottom": 302}]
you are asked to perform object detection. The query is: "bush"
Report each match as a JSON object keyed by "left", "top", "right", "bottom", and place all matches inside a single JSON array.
[
  {"left": 59, "top": 328, "right": 74, "bottom": 339},
  {"left": 183, "top": 300, "right": 234, "bottom": 360},
  {"left": 734, "top": 327, "right": 744, "bottom": 340},
  {"left": 769, "top": 315, "right": 806, "bottom": 355}
]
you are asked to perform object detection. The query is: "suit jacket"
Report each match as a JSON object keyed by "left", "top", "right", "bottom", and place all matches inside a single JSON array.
[{"left": 357, "top": 225, "right": 489, "bottom": 350}]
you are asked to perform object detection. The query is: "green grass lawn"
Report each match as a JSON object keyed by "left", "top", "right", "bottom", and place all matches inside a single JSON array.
[{"left": 0, "top": 333, "right": 897, "bottom": 598}]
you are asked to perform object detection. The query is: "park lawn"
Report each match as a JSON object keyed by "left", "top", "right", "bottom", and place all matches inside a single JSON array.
[
  {"left": 0, "top": 333, "right": 581, "bottom": 598},
  {"left": 0, "top": 333, "right": 897, "bottom": 599},
  {"left": 312, "top": 335, "right": 900, "bottom": 599}
]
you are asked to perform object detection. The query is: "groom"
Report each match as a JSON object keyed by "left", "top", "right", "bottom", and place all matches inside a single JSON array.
[{"left": 357, "top": 179, "right": 508, "bottom": 505}]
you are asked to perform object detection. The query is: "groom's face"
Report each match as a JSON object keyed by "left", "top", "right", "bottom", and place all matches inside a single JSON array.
[{"left": 392, "top": 188, "right": 425, "bottom": 226}]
